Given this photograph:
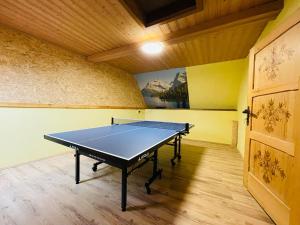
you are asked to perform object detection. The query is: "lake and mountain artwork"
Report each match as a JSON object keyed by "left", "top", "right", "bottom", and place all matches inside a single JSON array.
[{"left": 135, "top": 68, "right": 190, "bottom": 109}]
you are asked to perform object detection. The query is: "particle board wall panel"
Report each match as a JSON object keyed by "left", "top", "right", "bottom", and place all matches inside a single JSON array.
[{"left": 0, "top": 25, "right": 145, "bottom": 109}]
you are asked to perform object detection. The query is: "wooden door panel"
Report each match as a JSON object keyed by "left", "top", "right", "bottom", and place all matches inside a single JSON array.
[
  {"left": 248, "top": 172, "right": 290, "bottom": 225},
  {"left": 249, "top": 140, "right": 293, "bottom": 204},
  {"left": 254, "top": 22, "right": 300, "bottom": 91},
  {"left": 250, "top": 91, "right": 296, "bottom": 156}
]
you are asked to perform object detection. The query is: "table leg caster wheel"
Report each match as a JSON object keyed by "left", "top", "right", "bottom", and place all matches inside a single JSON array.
[{"left": 145, "top": 183, "right": 151, "bottom": 194}]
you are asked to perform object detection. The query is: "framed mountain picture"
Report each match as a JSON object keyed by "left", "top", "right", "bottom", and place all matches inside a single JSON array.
[{"left": 135, "top": 68, "right": 190, "bottom": 109}]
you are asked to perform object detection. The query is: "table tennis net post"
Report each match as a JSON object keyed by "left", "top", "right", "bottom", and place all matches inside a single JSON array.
[{"left": 111, "top": 118, "right": 190, "bottom": 133}]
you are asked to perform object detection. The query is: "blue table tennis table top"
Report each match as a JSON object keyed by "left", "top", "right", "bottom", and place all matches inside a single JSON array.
[{"left": 45, "top": 120, "right": 189, "bottom": 161}]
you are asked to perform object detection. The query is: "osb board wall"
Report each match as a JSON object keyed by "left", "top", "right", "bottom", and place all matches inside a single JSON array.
[{"left": 0, "top": 25, "right": 145, "bottom": 109}]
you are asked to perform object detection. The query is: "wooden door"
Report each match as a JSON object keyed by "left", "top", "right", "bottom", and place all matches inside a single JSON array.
[{"left": 244, "top": 8, "right": 300, "bottom": 225}]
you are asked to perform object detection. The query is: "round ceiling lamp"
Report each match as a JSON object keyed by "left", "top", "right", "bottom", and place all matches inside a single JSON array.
[{"left": 140, "top": 42, "right": 164, "bottom": 55}]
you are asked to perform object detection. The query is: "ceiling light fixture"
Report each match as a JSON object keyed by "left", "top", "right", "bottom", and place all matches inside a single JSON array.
[{"left": 141, "top": 42, "right": 164, "bottom": 55}]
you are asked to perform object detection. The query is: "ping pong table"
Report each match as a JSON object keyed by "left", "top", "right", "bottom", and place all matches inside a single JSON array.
[{"left": 44, "top": 118, "right": 192, "bottom": 211}]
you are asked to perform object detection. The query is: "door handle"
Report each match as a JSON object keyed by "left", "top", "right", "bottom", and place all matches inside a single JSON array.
[{"left": 242, "top": 106, "right": 256, "bottom": 125}]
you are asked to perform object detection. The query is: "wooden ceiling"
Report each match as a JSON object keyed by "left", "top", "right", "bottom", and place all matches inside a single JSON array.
[{"left": 0, "top": 0, "right": 283, "bottom": 73}]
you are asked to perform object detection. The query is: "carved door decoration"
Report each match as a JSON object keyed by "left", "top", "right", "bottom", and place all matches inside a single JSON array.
[{"left": 244, "top": 10, "right": 300, "bottom": 225}]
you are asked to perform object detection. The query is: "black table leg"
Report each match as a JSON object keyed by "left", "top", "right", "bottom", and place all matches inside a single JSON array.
[
  {"left": 145, "top": 149, "right": 162, "bottom": 194},
  {"left": 171, "top": 136, "right": 178, "bottom": 166},
  {"left": 178, "top": 134, "right": 182, "bottom": 160},
  {"left": 121, "top": 167, "right": 127, "bottom": 211},
  {"left": 75, "top": 150, "right": 80, "bottom": 184}
]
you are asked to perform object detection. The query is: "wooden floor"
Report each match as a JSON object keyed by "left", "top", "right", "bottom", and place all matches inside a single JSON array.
[{"left": 0, "top": 143, "right": 274, "bottom": 225}]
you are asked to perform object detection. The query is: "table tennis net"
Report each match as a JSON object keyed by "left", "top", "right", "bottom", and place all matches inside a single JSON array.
[{"left": 112, "top": 118, "right": 189, "bottom": 132}]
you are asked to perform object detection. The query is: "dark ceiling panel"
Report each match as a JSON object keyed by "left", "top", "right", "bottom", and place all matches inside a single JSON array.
[{"left": 122, "top": 0, "right": 200, "bottom": 27}]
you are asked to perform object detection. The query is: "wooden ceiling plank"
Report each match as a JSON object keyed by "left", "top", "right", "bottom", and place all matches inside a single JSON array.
[
  {"left": 218, "top": 25, "right": 231, "bottom": 60},
  {"left": 91, "top": 0, "right": 149, "bottom": 46},
  {"left": 238, "top": 20, "right": 267, "bottom": 57},
  {"left": 46, "top": 0, "right": 134, "bottom": 53},
  {"left": 184, "top": 40, "right": 194, "bottom": 66},
  {"left": 118, "top": 0, "right": 145, "bottom": 28},
  {"left": 167, "top": 44, "right": 183, "bottom": 67},
  {"left": 0, "top": 15, "right": 89, "bottom": 55},
  {"left": 108, "top": 0, "right": 146, "bottom": 41},
  {"left": 37, "top": 0, "right": 109, "bottom": 52},
  {"left": 29, "top": 0, "right": 105, "bottom": 52},
  {"left": 192, "top": 38, "right": 203, "bottom": 64},
  {"left": 184, "top": 41, "right": 195, "bottom": 66},
  {"left": 158, "top": 0, "right": 282, "bottom": 44},
  {"left": 88, "top": 0, "right": 283, "bottom": 63},
  {"left": 0, "top": 1, "right": 94, "bottom": 54},
  {"left": 49, "top": 0, "right": 116, "bottom": 52},
  {"left": 4, "top": 0, "right": 101, "bottom": 53},
  {"left": 196, "top": 37, "right": 206, "bottom": 63},
  {"left": 80, "top": 0, "right": 139, "bottom": 46}
]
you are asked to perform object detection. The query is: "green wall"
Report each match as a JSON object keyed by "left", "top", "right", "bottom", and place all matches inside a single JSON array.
[
  {"left": 144, "top": 109, "right": 237, "bottom": 145},
  {"left": 187, "top": 59, "right": 247, "bottom": 110},
  {"left": 236, "top": 59, "right": 249, "bottom": 157},
  {"left": 259, "top": 0, "right": 300, "bottom": 40},
  {"left": 0, "top": 108, "right": 143, "bottom": 169},
  {"left": 0, "top": 106, "right": 238, "bottom": 169}
]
